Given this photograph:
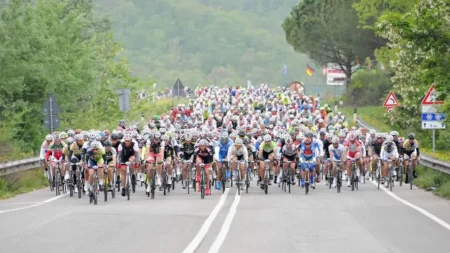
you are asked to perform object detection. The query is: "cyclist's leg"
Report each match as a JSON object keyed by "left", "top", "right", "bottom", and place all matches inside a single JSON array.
[{"left": 166, "top": 156, "right": 172, "bottom": 184}]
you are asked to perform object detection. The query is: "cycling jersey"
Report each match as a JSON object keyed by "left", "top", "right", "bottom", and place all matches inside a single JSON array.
[
  {"left": 216, "top": 139, "right": 232, "bottom": 161},
  {"left": 328, "top": 144, "right": 345, "bottom": 161},
  {"left": 260, "top": 141, "right": 277, "bottom": 153},
  {"left": 227, "top": 144, "right": 248, "bottom": 161}
]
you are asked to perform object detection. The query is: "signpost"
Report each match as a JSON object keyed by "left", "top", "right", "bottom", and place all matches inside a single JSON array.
[
  {"left": 117, "top": 89, "right": 131, "bottom": 121},
  {"left": 172, "top": 79, "right": 183, "bottom": 107},
  {"left": 42, "top": 93, "right": 61, "bottom": 133},
  {"left": 421, "top": 83, "right": 445, "bottom": 154}
]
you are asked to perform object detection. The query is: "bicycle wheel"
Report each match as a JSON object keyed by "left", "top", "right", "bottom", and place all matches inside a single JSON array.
[
  {"left": 246, "top": 170, "right": 250, "bottom": 194},
  {"left": 389, "top": 170, "right": 393, "bottom": 192},
  {"left": 111, "top": 175, "right": 115, "bottom": 199},
  {"left": 222, "top": 168, "right": 226, "bottom": 194},
  {"left": 151, "top": 170, "right": 156, "bottom": 199},
  {"left": 93, "top": 177, "right": 98, "bottom": 205},
  {"left": 399, "top": 165, "right": 403, "bottom": 187},
  {"left": 132, "top": 174, "right": 136, "bottom": 193},
  {"left": 377, "top": 168, "right": 381, "bottom": 189},
  {"left": 237, "top": 170, "right": 241, "bottom": 196},
  {"left": 337, "top": 170, "right": 341, "bottom": 193},
  {"left": 409, "top": 165, "right": 413, "bottom": 190},
  {"left": 201, "top": 171, "right": 205, "bottom": 199},
  {"left": 55, "top": 171, "right": 60, "bottom": 196},
  {"left": 187, "top": 168, "right": 191, "bottom": 195},
  {"left": 104, "top": 175, "right": 108, "bottom": 202},
  {"left": 328, "top": 169, "right": 333, "bottom": 189}
]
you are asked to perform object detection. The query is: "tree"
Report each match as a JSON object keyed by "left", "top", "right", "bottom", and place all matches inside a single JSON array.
[
  {"left": 376, "top": 0, "right": 450, "bottom": 125},
  {"left": 283, "top": 0, "right": 385, "bottom": 87}
]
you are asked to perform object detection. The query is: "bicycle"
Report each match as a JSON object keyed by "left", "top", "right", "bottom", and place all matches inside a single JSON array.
[
  {"left": 75, "top": 162, "right": 83, "bottom": 198},
  {"left": 183, "top": 160, "right": 193, "bottom": 194},
  {"left": 404, "top": 158, "right": 414, "bottom": 190},
  {"left": 335, "top": 160, "right": 343, "bottom": 193},
  {"left": 161, "top": 161, "right": 169, "bottom": 195},
  {"left": 234, "top": 160, "right": 246, "bottom": 196},
  {"left": 326, "top": 159, "right": 333, "bottom": 189},
  {"left": 54, "top": 160, "right": 62, "bottom": 196},
  {"left": 386, "top": 160, "right": 395, "bottom": 191},
  {"left": 146, "top": 162, "right": 157, "bottom": 199},
  {"left": 398, "top": 157, "right": 404, "bottom": 187},
  {"left": 302, "top": 160, "right": 315, "bottom": 195},
  {"left": 199, "top": 163, "right": 207, "bottom": 199},
  {"left": 350, "top": 158, "right": 359, "bottom": 191},
  {"left": 124, "top": 162, "right": 132, "bottom": 200},
  {"left": 47, "top": 160, "right": 54, "bottom": 192},
  {"left": 280, "top": 160, "right": 295, "bottom": 194},
  {"left": 90, "top": 165, "right": 100, "bottom": 205},
  {"left": 67, "top": 162, "right": 75, "bottom": 197},
  {"left": 245, "top": 161, "right": 251, "bottom": 194},
  {"left": 218, "top": 159, "right": 229, "bottom": 194},
  {"left": 376, "top": 158, "right": 382, "bottom": 189},
  {"left": 261, "top": 159, "right": 271, "bottom": 194},
  {"left": 103, "top": 165, "right": 113, "bottom": 201}
]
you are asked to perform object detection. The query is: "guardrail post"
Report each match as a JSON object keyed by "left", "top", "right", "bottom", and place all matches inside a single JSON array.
[
  {"left": 354, "top": 108, "right": 357, "bottom": 124},
  {"left": 334, "top": 101, "right": 338, "bottom": 112},
  {"left": 433, "top": 129, "right": 436, "bottom": 155}
]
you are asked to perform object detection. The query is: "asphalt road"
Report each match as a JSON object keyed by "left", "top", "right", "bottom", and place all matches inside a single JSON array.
[{"left": 1, "top": 177, "right": 450, "bottom": 253}]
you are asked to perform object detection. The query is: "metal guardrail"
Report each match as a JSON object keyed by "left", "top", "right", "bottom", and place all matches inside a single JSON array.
[
  {"left": 356, "top": 118, "right": 450, "bottom": 175},
  {"left": 0, "top": 157, "right": 41, "bottom": 177}
]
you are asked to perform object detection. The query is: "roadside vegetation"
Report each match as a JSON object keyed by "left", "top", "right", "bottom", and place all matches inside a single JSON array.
[{"left": 0, "top": 169, "right": 47, "bottom": 200}]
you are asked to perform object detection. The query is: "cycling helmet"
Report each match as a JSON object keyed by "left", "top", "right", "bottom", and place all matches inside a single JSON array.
[
  {"left": 53, "top": 134, "right": 61, "bottom": 141},
  {"left": 124, "top": 134, "right": 133, "bottom": 141},
  {"left": 45, "top": 134, "right": 53, "bottom": 141},
  {"left": 111, "top": 133, "right": 119, "bottom": 140},
  {"left": 160, "top": 128, "right": 167, "bottom": 134},
  {"left": 235, "top": 138, "right": 243, "bottom": 145},
  {"left": 243, "top": 136, "right": 250, "bottom": 145},
  {"left": 88, "top": 132, "right": 96, "bottom": 141},
  {"left": 238, "top": 130, "right": 245, "bottom": 137},
  {"left": 369, "top": 129, "right": 376, "bottom": 135},
  {"left": 60, "top": 132, "right": 68, "bottom": 139},
  {"left": 104, "top": 140, "right": 112, "bottom": 147},
  {"left": 184, "top": 133, "right": 192, "bottom": 141},
  {"left": 220, "top": 132, "right": 229, "bottom": 139},
  {"left": 408, "top": 133, "right": 415, "bottom": 139},
  {"left": 390, "top": 131, "right": 399, "bottom": 136},
  {"left": 285, "top": 137, "right": 293, "bottom": 145},
  {"left": 304, "top": 138, "right": 312, "bottom": 144},
  {"left": 332, "top": 137, "right": 339, "bottom": 144},
  {"left": 154, "top": 132, "right": 162, "bottom": 139},
  {"left": 348, "top": 133, "right": 356, "bottom": 141},
  {"left": 161, "top": 135, "right": 169, "bottom": 142},
  {"left": 263, "top": 135, "right": 271, "bottom": 142},
  {"left": 91, "top": 141, "right": 101, "bottom": 149},
  {"left": 198, "top": 139, "right": 208, "bottom": 146},
  {"left": 74, "top": 134, "right": 83, "bottom": 141},
  {"left": 67, "top": 129, "right": 75, "bottom": 137},
  {"left": 66, "top": 137, "right": 74, "bottom": 144},
  {"left": 385, "top": 135, "right": 394, "bottom": 142}
]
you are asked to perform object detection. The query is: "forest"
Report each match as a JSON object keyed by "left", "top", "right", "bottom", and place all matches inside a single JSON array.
[{"left": 95, "top": 0, "right": 323, "bottom": 87}]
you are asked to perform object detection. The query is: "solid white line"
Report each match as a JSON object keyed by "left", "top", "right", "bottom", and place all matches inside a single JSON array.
[
  {"left": 208, "top": 192, "right": 241, "bottom": 253},
  {"left": 369, "top": 179, "right": 450, "bottom": 231},
  {"left": 0, "top": 202, "right": 40, "bottom": 205},
  {"left": 0, "top": 194, "right": 66, "bottom": 214},
  {"left": 182, "top": 188, "right": 231, "bottom": 253}
]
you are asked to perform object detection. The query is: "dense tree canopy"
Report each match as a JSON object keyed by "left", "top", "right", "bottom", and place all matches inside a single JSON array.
[
  {"left": 282, "top": 0, "right": 385, "bottom": 87},
  {"left": 94, "top": 0, "right": 323, "bottom": 87}
]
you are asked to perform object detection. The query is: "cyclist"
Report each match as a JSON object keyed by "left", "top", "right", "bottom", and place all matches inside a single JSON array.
[
  {"left": 344, "top": 132, "right": 362, "bottom": 187},
  {"left": 329, "top": 136, "right": 345, "bottom": 187},
  {"left": 179, "top": 132, "right": 196, "bottom": 189},
  {"left": 299, "top": 137, "right": 316, "bottom": 188},
  {"left": 380, "top": 135, "right": 399, "bottom": 187},
  {"left": 281, "top": 136, "right": 298, "bottom": 185},
  {"left": 215, "top": 132, "right": 233, "bottom": 190},
  {"left": 104, "top": 140, "right": 117, "bottom": 191},
  {"left": 118, "top": 134, "right": 140, "bottom": 196},
  {"left": 370, "top": 133, "right": 384, "bottom": 179},
  {"left": 193, "top": 139, "right": 213, "bottom": 195},
  {"left": 227, "top": 138, "right": 248, "bottom": 190},
  {"left": 257, "top": 134, "right": 278, "bottom": 188},
  {"left": 45, "top": 134, "right": 66, "bottom": 185},
  {"left": 402, "top": 133, "right": 420, "bottom": 184},
  {"left": 85, "top": 140, "right": 106, "bottom": 199},
  {"left": 146, "top": 132, "right": 164, "bottom": 192}
]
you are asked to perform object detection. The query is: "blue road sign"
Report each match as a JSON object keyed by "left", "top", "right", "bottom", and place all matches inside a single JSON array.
[{"left": 421, "top": 113, "right": 446, "bottom": 121}]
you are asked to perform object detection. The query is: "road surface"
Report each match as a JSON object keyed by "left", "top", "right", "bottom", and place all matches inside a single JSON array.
[{"left": 1, "top": 178, "right": 449, "bottom": 253}]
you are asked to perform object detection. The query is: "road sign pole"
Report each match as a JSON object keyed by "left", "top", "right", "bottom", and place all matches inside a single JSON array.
[
  {"left": 353, "top": 108, "right": 357, "bottom": 124},
  {"left": 432, "top": 129, "right": 436, "bottom": 155},
  {"left": 50, "top": 96, "right": 54, "bottom": 133}
]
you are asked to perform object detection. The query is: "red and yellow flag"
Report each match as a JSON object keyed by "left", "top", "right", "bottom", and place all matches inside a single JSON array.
[{"left": 306, "top": 64, "right": 314, "bottom": 76}]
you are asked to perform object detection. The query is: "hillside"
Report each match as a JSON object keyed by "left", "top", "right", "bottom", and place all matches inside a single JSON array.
[{"left": 95, "top": 0, "right": 323, "bottom": 87}]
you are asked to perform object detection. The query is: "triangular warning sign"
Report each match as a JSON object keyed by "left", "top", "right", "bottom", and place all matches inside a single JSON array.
[
  {"left": 383, "top": 91, "right": 399, "bottom": 107},
  {"left": 421, "top": 83, "right": 444, "bottom": 105},
  {"left": 385, "top": 107, "right": 394, "bottom": 113}
]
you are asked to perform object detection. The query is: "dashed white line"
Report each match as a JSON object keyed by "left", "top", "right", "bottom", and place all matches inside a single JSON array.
[
  {"left": 182, "top": 188, "right": 231, "bottom": 253},
  {"left": 208, "top": 191, "right": 241, "bottom": 253},
  {"left": 370, "top": 179, "right": 450, "bottom": 231},
  {"left": 0, "top": 194, "right": 66, "bottom": 214}
]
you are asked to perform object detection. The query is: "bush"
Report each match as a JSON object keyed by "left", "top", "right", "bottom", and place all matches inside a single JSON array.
[{"left": 344, "top": 69, "right": 392, "bottom": 107}]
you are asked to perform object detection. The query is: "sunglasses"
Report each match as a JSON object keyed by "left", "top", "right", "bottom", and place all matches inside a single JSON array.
[{"left": 92, "top": 148, "right": 98, "bottom": 151}]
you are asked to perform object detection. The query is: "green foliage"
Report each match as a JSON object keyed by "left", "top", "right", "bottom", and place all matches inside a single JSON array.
[
  {"left": 94, "top": 0, "right": 321, "bottom": 87},
  {"left": 345, "top": 69, "right": 392, "bottom": 106},
  {"left": 415, "top": 166, "right": 450, "bottom": 199},
  {"left": 282, "top": 0, "right": 385, "bottom": 87},
  {"left": 0, "top": 0, "right": 155, "bottom": 155},
  {"left": 0, "top": 169, "right": 48, "bottom": 199}
]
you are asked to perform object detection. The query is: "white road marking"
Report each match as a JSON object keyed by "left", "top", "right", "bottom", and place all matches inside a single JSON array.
[
  {"left": 0, "top": 194, "right": 66, "bottom": 214},
  {"left": 208, "top": 191, "right": 241, "bottom": 253},
  {"left": 0, "top": 202, "right": 40, "bottom": 206},
  {"left": 370, "top": 179, "right": 450, "bottom": 231},
  {"left": 182, "top": 188, "right": 231, "bottom": 253}
]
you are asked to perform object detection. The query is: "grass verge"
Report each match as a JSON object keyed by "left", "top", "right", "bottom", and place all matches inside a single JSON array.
[
  {"left": 337, "top": 106, "right": 450, "bottom": 162},
  {"left": 414, "top": 165, "right": 450, "bottom": 199},
  {"left": 0, "top": 168, "right": 47, "bottom": 200}
]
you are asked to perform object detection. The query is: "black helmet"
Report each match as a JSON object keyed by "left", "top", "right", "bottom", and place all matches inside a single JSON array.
[
  {"left": 408, "top": 133, "right": 415, "bottom": 139},
  {"left": 238, "top": 130, "right": 245, "bottom": 137},
  {"left": 111, "top": 133, "right": 119, "bottom": 140}
]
